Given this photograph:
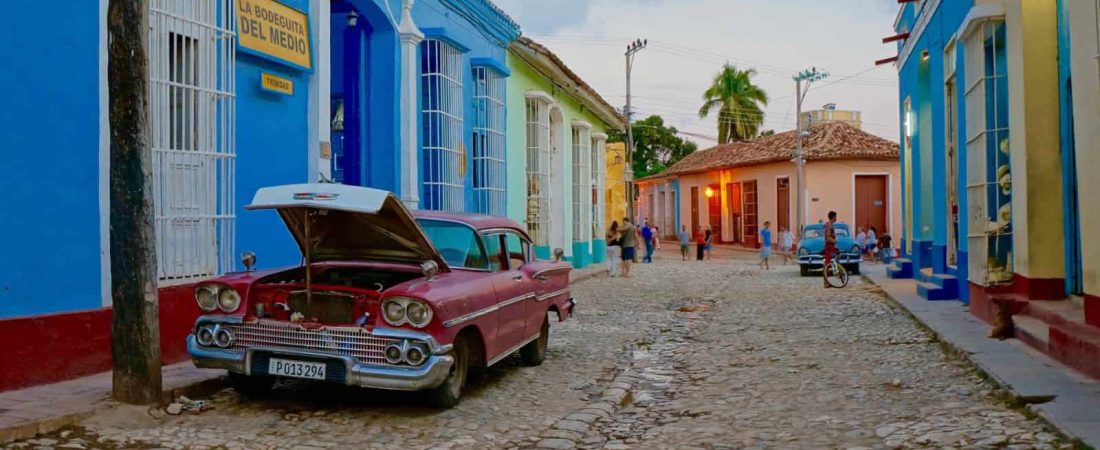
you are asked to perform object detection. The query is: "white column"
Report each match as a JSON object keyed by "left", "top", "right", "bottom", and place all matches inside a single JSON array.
[
  {"left": 308, "top": 0, "right": 331, "bottom": 182},
  {"left": 398, "top": 0, "right": 423, "bottom": 208}
]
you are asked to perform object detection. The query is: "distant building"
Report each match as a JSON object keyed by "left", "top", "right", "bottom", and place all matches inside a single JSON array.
[
  {"left": 604, "top": 142, "right": 629, "bottom": 231},
  {"left": 799, "top": 103, "right": 862, "bottom": 130}
]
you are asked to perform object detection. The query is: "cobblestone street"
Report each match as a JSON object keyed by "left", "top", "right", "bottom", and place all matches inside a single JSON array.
[{"left": 6, "top": 250, "right": 1070, "bottom": 450}]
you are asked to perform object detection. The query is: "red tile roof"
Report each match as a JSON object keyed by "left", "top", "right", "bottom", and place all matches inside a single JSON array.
[{"left": 639, "top": 122, "right": 899, "bottom": 181}]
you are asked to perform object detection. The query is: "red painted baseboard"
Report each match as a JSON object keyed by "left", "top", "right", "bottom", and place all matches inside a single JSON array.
[
  {"left": 1086, "top": 293, "right": 1100, "bottom": 329},
  {"left": 1011, "top": 273, "right": 1065, "bottom": 300},
  {"left": 0, "top": 284, "right": 201, "bottom": 393}
]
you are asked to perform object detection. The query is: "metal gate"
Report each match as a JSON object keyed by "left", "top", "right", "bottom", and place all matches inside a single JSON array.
[{"left": 149, "top": 0, "right": 236, "bottom": 283}]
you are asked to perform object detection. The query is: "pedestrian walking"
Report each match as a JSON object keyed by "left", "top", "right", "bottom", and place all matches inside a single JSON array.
[
  {"left": 619, "top": 217, "right": 637, "bottom": 277},
  {"left": 704, "top": 227, "right": 714, "bottom": 260},
  {"left": 866, "top": 226, "right": 879, "bottom": 264},
  {"left": 823, "top": 211, "right": 838, "bottom": 289},
  {"left": 780, "top": 226, "right": 795, "bottom": 265},
  {"left": 642, "top": 220, "right": 655, "bottom": 263},
  {"left": 695, "top": 226, "right": 706, "bottom": 261},
  {"left": 653, "top": 226, "right": 661, "bottom": 251},
  {"left": 678, "top": 225, "right": 691, "bottom": 261},
  {"left": 605, "top": 221, "right": 621, "bottom": 276},
  {"left": 759, "top": 221, "right": 772, "bottom": 270}
]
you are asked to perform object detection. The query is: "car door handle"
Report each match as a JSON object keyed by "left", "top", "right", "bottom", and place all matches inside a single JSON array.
[
  {"left": 512, "top": 274, "right": 524, "bottom": 281},
  {"left": 535, "top": 275, "right": 548, "bottom": 282}
]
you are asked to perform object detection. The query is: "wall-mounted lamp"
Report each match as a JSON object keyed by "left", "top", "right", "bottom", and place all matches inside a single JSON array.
[
  {"left": 347, "top": 10, "right": 359, "bottom": 27},
  {"left": 704, "top": 187, "right": 715, "bottom": 198},
  {"left": 920, "top": 49, "right": 930, "bottom": 62}
]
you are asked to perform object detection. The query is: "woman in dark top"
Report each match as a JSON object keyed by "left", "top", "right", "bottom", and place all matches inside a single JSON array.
[{"left": 606, "top": 221, "right": 621, "bottom": 276}]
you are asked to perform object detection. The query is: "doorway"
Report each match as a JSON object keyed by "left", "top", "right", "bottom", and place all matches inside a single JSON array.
[
  {"left": 690, "top": 187, "right": 700, "bottom": 234},
  {"left": 726, "top": 182, "right": 742, "bottom": 244},
  {"left": 776, "top": 177, "right": 790, "bottom": 234},
  {"left": 548, "top": 107, "right": 567, "bottom": 255},
  {"left": 855, "top": 175, "right": 888, "bottom": 235},
  {"left": 945, "top": 76, "right": 959, "bottom": 268},
  {"left": 707, "top": 184, "right": 721, "bottom": 242},
  {"left": 330, "top": 7, "right": 372, "bottom": 186}
]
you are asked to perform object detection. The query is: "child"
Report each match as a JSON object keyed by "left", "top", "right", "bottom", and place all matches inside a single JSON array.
[
  {"left": 759, "top": 221, "right": 772, "bottom": 269},
  {"left": 780, "top": 226, "right": 795, "bottom": 265},
  {"left": 678, "top": 225, "right": 691, "bottom": 261}
]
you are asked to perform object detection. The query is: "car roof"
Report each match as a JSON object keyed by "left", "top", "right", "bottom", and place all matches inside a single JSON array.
[
  {"left": 412, "top": 210, "right": 529, "bottom": 234},
  {"left": 804, "top": 222, "right": 849, "bottom": 229}
]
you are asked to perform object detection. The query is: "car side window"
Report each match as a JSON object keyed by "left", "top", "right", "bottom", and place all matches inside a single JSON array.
[
  {"left": 481, "top": 233, "right": 506, "bottom": 272},
  {"left": 503, "top": 232, "right": 529, "bottom": 269}
]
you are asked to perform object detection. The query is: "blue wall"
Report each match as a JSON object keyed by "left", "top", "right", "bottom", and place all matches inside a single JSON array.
[{"left": 0, "top": 1, "right": 103, "bottom": 317}]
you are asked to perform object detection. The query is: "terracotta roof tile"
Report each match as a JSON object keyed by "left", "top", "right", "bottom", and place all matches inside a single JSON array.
[{"left": 640, "top": 122, "right": 898, "bottom": 181}]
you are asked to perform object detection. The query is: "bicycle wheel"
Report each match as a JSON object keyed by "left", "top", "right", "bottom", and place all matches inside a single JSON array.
[{"left": 824, "top": 261, "right": 849, "bottom": 288}]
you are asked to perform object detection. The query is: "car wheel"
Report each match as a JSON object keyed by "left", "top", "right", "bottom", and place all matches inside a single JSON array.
[
  {"left": 228, "top": 372, "right": 275, "bottom": 397},
  {"left": 799, "top": 265, "right": 810, "bottom": 277},
  {"left": 520, "top": 315, "right": 549, "bottom": 366},
  {"left": 427, "top": 336, "right": 469, "bottom": 408}
]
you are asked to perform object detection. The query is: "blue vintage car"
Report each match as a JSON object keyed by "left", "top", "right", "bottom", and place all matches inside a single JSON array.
[{"left": 798, "top": 223, "right": 862, "bottom": 276}]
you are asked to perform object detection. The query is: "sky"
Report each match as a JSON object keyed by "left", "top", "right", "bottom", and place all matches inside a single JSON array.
[{"left": 493, "top": 0, "right": 903, "bottom": 148}]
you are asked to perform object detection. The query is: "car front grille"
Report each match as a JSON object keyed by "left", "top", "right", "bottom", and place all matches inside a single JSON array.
[{"left": 225, "top": 320, "right": 400, "bottom": 366}]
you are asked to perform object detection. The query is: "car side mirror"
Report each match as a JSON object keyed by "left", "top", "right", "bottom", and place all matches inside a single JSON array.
[
  {"left": 421, "top": 260, "right": 439, "bottom": 280},
  {"left": 241, "top": 251, "right": 257, "bottom": 272},
  {"left": 552, "top": 248, "right": 565, "bottom": 262}
]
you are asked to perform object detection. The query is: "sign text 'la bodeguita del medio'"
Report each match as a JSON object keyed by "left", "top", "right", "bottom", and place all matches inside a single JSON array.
[{"left": 237, "top": 0, "right": 312, "bottom": 70}]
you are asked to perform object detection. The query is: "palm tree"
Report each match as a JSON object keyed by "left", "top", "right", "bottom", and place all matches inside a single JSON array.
[{"left": 699, "top": 64, "right": 769, "bottom": 144}]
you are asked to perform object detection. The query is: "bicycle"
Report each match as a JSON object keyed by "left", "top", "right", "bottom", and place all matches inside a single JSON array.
[{"left": 822, "top": 247, "right": 849, "bottom": 288}]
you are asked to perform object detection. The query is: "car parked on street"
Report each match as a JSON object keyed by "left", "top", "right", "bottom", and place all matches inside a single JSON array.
[
  {"left": 187, "top": 183, "right": 575, "bottom": 407},
  {"left": 797, "top": 222, "right": 862, "bottom": 276}
]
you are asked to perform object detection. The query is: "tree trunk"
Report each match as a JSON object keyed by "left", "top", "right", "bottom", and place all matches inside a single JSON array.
[{"left": 108, "top": 0, "right": 162, "bottom": 405}]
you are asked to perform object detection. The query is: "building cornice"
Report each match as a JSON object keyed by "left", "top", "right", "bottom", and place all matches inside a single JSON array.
[
  {"left": 438, "top": 0, "right": 520, "bottom": 47},
  {"left": 897, "top": 0, "right": 942, "bottom": 69}
]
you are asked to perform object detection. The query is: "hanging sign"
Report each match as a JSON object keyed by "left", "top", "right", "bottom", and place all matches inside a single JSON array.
[
  {"left": 260, "top": 72, "right": 294, "bottom": 95},
  {"left": 237, "top": 0, "right": 312, "bottom": 71}
]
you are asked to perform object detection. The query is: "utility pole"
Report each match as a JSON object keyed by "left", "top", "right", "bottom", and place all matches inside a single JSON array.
[
  {"left": 624, "top": 38, "right": 646, "bottom": 222},
  {"left": 108, "top": 0, "right": 163, "bottom": 404},
  {"left": 792, "top": 67, "right": 828, "bottom": 238}
]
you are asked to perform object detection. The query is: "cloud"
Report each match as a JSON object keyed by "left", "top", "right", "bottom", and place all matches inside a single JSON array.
[{"left": 494, "top": 0, "right": 596, "bottom": 35}]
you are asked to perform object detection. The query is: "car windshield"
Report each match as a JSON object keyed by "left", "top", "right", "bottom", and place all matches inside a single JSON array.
[
  {"left": 803, "top": 225, "right": 849, "bottom": 239},
  {"left": 416, "top": 219, "right": 487, "bottom": 269}
]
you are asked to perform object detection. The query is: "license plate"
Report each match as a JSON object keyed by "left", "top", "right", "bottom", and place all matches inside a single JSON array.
[{"left": 267, "top": 358, "right": 327, "bottom": 380}]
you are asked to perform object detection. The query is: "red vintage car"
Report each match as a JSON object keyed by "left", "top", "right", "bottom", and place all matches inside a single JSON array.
[{"left": 187, "top": 183, "right": 574, "bottom": 407}]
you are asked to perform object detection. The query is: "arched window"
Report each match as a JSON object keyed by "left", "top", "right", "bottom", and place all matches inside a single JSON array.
[
  {"left": 524, "top": 94, "right": 552, "bottom": 246},
  {"left": 571, "top": 122, "right": 592, "bottom": 243},
  {"left": 420, "top": 39, "right": 464, "bottom": 211}
]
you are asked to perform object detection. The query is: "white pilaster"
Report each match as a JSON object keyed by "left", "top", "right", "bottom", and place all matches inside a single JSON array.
[
  {"left": 398, "top": 0, "right": 423, "bottom": 208},
  {"left": 309, "top": 0, "right": 332, "bottom": 182}
]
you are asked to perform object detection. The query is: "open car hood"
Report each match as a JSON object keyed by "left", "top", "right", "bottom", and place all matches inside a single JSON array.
[{"left": 247, "top": 183, "right": 447, "bottom": 269}]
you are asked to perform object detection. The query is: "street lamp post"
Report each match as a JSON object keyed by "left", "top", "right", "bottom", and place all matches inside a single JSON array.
[
  {"left": 624, "top": 38, "right": 646, "bottom": 222},
  {"left": 792, "top": 67, "right": 828, "bottom": 237}
]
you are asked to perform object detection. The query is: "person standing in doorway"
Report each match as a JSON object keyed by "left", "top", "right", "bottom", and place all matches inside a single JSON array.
[
  {"left": 619, "top": 217, "right": 637, "bottom": 277},
  {"left": 678, "top": 225, "right": 691, "bottom": 261},
  {"left": 759, "top": 221, "right": 773, "bottom": 270},
  {"left": 642, "top": 220, "right": 655, "bottom": 263},
  {"left": 605, "top": 221, "right": 621, "bottom": 277},
  {"left": 823, "top": 211, "right": 838, "bottom": 288},
  {"left": 695, "top": 226, "right": 706, "bottom": 261}
]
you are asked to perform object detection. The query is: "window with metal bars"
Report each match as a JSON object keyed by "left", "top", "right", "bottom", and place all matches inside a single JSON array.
[
  {"left": 590, "top": 136, "right": 606, "bottom": 237},
  {"left": 420, "top": 39, "right": 465, "bottom": 212},
  {"left": 572, "top": 125, "right": 591, "bottom": 242},
  {"left": 963, "top": 20, "right": 1012, "bottom": 286},
  {"left": 525, "top": 98, "right": 550, "bottom": 247},
  {"left": 149, "top": 0, "right": 236, "bottom": 283},
  {"left": 471, "top": 67, "right": 506, "bottom": 216}
]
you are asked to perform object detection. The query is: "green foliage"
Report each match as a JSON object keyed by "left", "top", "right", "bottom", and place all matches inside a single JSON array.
[
  {"left": 608, "top": 115, "right": 697, "bottom": 179},
  {"left": 699, "top": 64, "right": 769, "bottom": 144}
]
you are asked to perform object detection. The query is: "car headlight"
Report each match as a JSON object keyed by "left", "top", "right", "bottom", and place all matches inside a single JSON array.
[
  {"left": 798, "top": 247, "right": 809, "bottom": 256},
  {"left": 217, "top": 287, "right": 241, "bottom": 312},
  {"left": 195, "top": 285, "right": 219, "bottom": 312},
  {"left": 380, "top": 297, "right": 433, "bottom": 328}
]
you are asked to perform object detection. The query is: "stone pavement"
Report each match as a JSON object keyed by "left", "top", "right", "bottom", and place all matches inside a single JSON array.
[
  {"left": 1, "top": 253, "right": 1085, "bottom": 449},
  {"left": 0, "top": 362, "right": 223, "bottom": 443},
  {"left": 863, "top": 264, "right": 1100, "bottom": 448}
]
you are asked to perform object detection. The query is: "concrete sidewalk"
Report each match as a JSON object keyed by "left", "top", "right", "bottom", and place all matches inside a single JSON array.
[
  {"left": 863, "top": 264, "right": 1100, "bottom": 448},
  {"left": 0, "top": 265, "right": 606, "bottom": 444}
]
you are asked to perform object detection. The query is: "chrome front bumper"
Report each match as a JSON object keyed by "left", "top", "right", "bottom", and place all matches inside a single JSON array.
[
  {"left": 187, "top": 317, "right": 454, "bottom": 391},
  {"left": 798, "top": 253, "right": 862, "bottom": 267}
]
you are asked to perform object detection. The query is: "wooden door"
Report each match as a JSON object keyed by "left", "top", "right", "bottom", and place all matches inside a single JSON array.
[
  {"left": 690, "top": 186, "right": 699, "bottom": 234},
  {"left": 743, "top": 180, "right": 758, "bottom": 247},
  {"left": 854, "top": 175, "right": 888, "bottom": 234},
  {"left": 776, "top": 178, "right": 790, "bottom": 233},
  {"left": 707, "top": 184, "right": 721, "bottom": 242},
  {"left": 726, "top": 182, "right": 742, "bottom": 244}
]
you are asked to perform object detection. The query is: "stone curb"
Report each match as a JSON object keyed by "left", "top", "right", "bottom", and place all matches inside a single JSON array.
[
  {"left": 860, "top": 274, "right": 1092, "bottom": 448},
  {"left": 0, "top": 374, "right": 227, "bottom": 445},
  {"left": 534, "top": 371, "right": 635, "bottom": 449}
]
